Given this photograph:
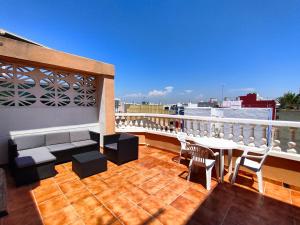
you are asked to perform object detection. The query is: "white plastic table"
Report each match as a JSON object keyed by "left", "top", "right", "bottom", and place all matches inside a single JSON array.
[{"left": 190, "top": 137, "right": 238, "bottom": 182}]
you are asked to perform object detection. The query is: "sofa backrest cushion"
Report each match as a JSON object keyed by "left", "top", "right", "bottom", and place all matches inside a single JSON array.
[
  {"left": 70, "top": 130, "right": 90, "bottom": 142},
  {"left": 14, "top": 135, "right": 45, "bottom": 151},
  {"left": 46, "top": 132, "right": 71, "bottom": 146}
]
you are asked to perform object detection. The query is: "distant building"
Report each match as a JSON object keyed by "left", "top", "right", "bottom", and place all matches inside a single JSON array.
[
  {"left": 124, "top": 103, "right": 175, "bottom": 114},
  {"left": 239, "top": 93, "right": 276, "bottom": 120}
]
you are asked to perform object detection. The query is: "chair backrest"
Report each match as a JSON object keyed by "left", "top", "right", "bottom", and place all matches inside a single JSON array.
[
  {"left": 176, "top": 132, "right": 188, "bottom": 150},
  {"left": 258, "top": 146, "right": 272, "bottom": 169},
  {"left": 186, "top": 143, "right": 215, "bottom": 166}
]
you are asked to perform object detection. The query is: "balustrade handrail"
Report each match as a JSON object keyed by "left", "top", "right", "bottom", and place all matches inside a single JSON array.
[{"left": 115, "top": 113, "right": 300, "bottom": 128}]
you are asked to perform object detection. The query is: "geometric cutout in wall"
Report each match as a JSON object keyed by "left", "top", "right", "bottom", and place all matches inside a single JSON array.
[
  {"left": 74, "top": 94, "right": 96, "bottom": 107},
  {"left": 40, "top": 92, "right": 70, "bottom": 107},
  {"left": 0, "top": 72, "right": 35, "bottom": 89},
  {"left": 40, "top": 77, "right": 70, "bottom": 92},
  {"left": 0, "top": 90, "right": 36, "bottom": 106}
]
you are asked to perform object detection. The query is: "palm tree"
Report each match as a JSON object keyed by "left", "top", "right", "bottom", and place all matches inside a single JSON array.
[{"left": 277, "top": 92, "right": 299, "bottom": 109}]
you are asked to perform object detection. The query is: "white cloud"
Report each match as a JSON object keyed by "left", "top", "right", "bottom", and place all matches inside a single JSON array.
[
  {"left": 184, "top": 90, "right": 193, "bottom": 94},
  {"left": 148, "top": 86, "right": 174, "bottom": 97},
  {"left": 229, "top": 87, "right": 255, "bottom": 92},
  {"left": 124, "top": 92, "right": 144, "bottom": 98}
]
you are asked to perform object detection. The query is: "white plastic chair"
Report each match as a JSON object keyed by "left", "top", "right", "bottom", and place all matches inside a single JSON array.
[
  {"left": 231, "top": 147, "right": 271, "bottom": 193},
  {"left": 176, "top": 132, "right": 190, "bottom": 163},
  {"left": 187, "top": 143, "right": 219, "bottom": 190}
]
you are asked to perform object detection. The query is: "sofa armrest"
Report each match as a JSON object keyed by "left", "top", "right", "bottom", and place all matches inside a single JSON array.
[
  {"left": 104, "top": 134, "right": 119, "bottom": 145},
  {"left": 8, "top": 139, "right": 18, "bottom": 170},
  {"left": 89, "top": 131, "right": 100, "bottom": 145},
  {"left": 118, "top": 136, "right": 139, "bottom": 155}
]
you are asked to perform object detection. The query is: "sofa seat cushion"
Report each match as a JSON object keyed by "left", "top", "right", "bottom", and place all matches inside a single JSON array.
[
  {"left": 47, "top": 143, "right": 75, "bottom": 153},
  {"left": 72, "top": 140, "right": 97, "bottom": 148},
  {"left": 104, "top": 143, "right": 118, "bottom": 151},
  {"left": 15, "top": 147, "right": 56, "bottom": 168}
]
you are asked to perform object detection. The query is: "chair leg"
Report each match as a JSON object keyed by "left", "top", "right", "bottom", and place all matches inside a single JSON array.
[
  {"left": 215, "top": 158, "right": 220, "bottom": 182},
  {"left": 187, "top": 160, "right": 193, "bottom": 181},
  {"left": 256, "top": 170, "right": 264, "bottom": 193},
  {"left": 231, "top": 162, "right": 240, "bottom": 185},
  {"left": 205, "top": 166, "right": 213, "bottom": 191}
]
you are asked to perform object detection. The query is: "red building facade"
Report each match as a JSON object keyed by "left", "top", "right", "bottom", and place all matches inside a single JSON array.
[{"left": 239, "top": 93, "right": 276, "bottom": 120}]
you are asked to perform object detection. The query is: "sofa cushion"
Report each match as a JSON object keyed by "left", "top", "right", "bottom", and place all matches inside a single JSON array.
[
  {"left": 47, "top": 143, "right": 75, "bottom": 153},
  {"left": 14, "top": 135, "right": 45, "bottom": 151},
  {"left": 46, "top": 132, "right": 70, "bottom": 146},
  {"left": 70, "top": 130, "right": 90, "bottom": 142},
  {"left": 104, "top": 143, "right": 118, "bottom": 151},
  {"left": 72, "top": 140, "right": 97, "bottom": 148},
  {"left": 15, "top": 147, "right": 56, "bottom": 168}
]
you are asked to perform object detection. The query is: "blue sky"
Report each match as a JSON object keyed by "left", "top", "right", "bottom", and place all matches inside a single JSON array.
[{"left": 1, "top": 0, "right": 300, "bottom": 103}]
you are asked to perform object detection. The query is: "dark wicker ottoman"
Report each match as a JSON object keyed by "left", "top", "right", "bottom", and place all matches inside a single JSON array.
[{"left": 72, "top": 151, "right": 107, "bottom": 179}]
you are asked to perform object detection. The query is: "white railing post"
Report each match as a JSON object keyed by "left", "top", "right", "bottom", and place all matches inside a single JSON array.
[{"left": 287, "top": 128, "right": 297, "bottom": 154}]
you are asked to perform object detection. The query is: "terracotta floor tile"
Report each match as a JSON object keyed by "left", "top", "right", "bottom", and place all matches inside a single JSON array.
[
  {"left": 264, "top": 182, "right": 291, "bottom": 203},
  {"left": 182, "top": 187, "right": 207, "bottom": 203},
  {"left": 58, "top": 179, "right": 85, "bottom": 194},
  {"left": 154, "top": 186, "right": 180, "bottom": 204},
  {"left": 7, "top": 186, "right": 35, "bottom": 212},
  {"left": 43, "top": 205, "right": 79, "bottom": 225},
  {"left": 291, "top": 190, "right": 300, "bottom": 207},
  {"left": 32, "top": 184, "right": 62, "bottom": 204},
  {"left": 171, "top": 195, "right": 200, "bottom": 215},
  {"left": 138, "top": 195, "right": 167, "bottom": 215},
  {"left": 65, "top": 187, "right": 93, "bottom": 203},
  {"left": 2, "top": 204, "right": 43, "bottom": 225},
  {"left": 72, "top": 195, "right": 103, "bottom": 217},
  {"left": 54, "top": 164, "right": 68, "bottom": 173},
  {"left": 106, "top": 195, "right": 136, "bottom": 217},
  {"left": 165, "top": 179, "right": 190, "bottom": 195},
  {"left": 38, "top": 195, "right": 69, "bottom": 218},
  {"left": 156, "top": 205, "right": 188, "bottom": 225},
  {"left": 53, "top": 171, "right": 78, "bottom": 184},
  {"left": 119, "top": 205, "right": 154, "bottom": 225},
  {"left": 86, "top": 179, "right": 109, "bottom": 195},
  {"left": 123, "top": 186, "right": 149, "bottom": 204},
  {"left": 95, "top": 188, "right": 121, "bottom": 203},
  {"left": 81, "top": 174, "right": 102, "bottom": 185},
  {"left": 82, "top": 206, "right": 117, "bottom": 225}
]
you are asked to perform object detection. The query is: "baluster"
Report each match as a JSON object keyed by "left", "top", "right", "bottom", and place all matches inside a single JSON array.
[
  {"left": 183, "top": 120, "right": 188, "bottom": 134},
  {"left": 166, "top": 118, "right": 171, "bottom": 133},
  {"left": 287, "top": 128, "right": 297, "bottom": 154},
  {"left": 248, "top": 125, "right": 256, "bottom": 147},
  {"left": 203, "top": 122, "right": 208, "bottom": 137},
  {"left": 134, "top": 116, "right": 139, "bottom": 127},
  {"left": 144, "top": 117, "right": 149, "bottom": 130},
  {"left": 139, "top": 117, "right": 144, "bottom": 128},
  {"left": 195, "top": 121, "right": 201, "bottom": 137},
  {"left": 118, "top": 116, "right": 123, "bottom": 128},
  {"left": 211, "top": 123, "right": 216, "bottom": 137},
  {"left": 219, "top": 124, "right": 225, "bottom": 139},
  {"left": 128, "top": 116, "right": 133, "bottom": 127},
  {"left": 238, "top": 125, "right": 244, "bottom": 145},
  {"left": 272, "top": 127, "right": 281, "bottom": 151},
  {"left": 228, "top": 124, "right": 234, "bottom": 140},
  {"left": 260, "top": 125, "right": 268, "bottom": 149},
  {"left": 189, "top": 120, "right": 194, "bottom": 137}
]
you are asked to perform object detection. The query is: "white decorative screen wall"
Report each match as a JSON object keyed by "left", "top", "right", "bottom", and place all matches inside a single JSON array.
[{"left": 0, "top": 60, "right": 97, "bottom": 107}]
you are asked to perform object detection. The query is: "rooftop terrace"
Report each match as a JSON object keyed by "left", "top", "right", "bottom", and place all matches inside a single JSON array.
[{"left": 2, "top": 146, "right": 300, "bottom": 225}]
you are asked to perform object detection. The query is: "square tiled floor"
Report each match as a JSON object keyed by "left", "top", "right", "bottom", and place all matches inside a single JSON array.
[{"left": 1, "top": 146, "right": 300, "bottom": 225}]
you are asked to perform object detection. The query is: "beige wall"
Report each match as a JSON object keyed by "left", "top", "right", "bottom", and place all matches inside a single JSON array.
[{"left": 0, "top": 36, "right": 114, "bottom": 76}]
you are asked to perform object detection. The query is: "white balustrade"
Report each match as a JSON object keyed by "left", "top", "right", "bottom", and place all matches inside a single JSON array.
[{"left": 115, "top": 113, "right": 300, "bottom": 156}]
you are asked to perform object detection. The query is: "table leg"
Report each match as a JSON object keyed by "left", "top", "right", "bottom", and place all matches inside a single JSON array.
[
  {"left": 219, "top": 149, "right": 224, "bottom": 182},
  {"left": 228, "top": 149, "right": 233, "bottom": 175}
]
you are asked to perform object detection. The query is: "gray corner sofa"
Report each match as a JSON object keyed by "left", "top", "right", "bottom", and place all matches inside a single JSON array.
[{"left": 8, "top": 130, "right": 100, "bottom": 186}]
